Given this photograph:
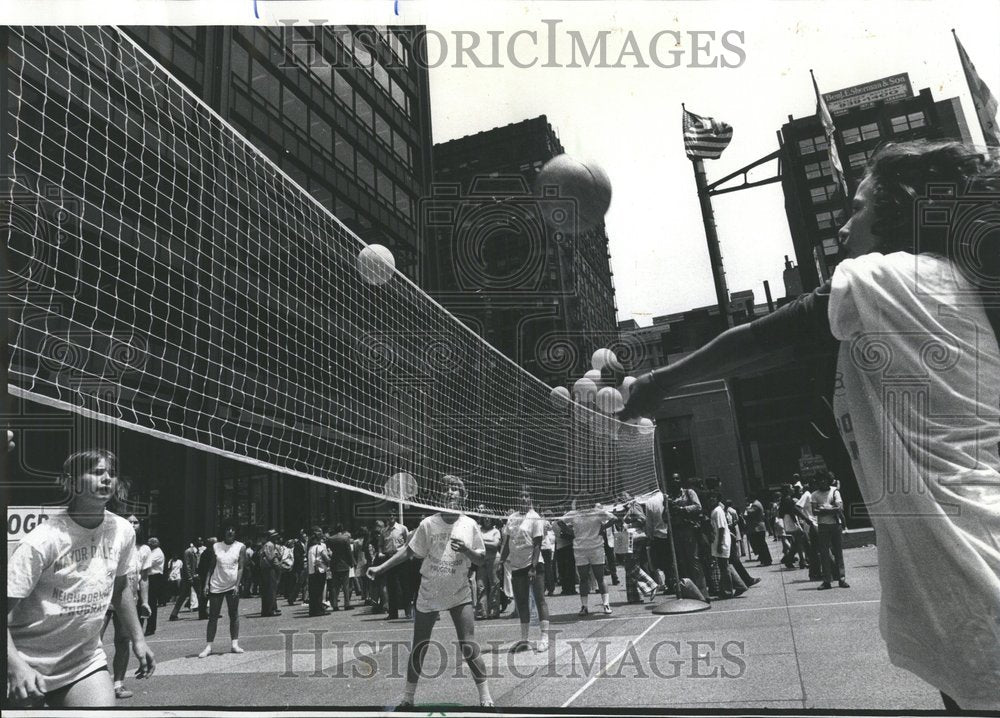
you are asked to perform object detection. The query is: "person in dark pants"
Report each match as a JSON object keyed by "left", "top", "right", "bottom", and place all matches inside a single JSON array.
[
  {"left": 195, "top": 537, "right": 215, "bottom": 620},
  {"left": 811, "top": 471, "right": 849, "bottom": 590},
  {"left": 554, "top": 518, "right": 576, "bottom": 595},
  {"left": 169, "top": 539, "right": 200, "bottom": 621},
  {"left": 667, "top": 478, "right": 708, "bottom": 598},
  {"left": 645, "top": 488, "right": 675, "bottom": 592},
  {"left": 306, "top": 527, "right": 330, "bottom": 616},
  {"left": 540, "top": 514, "right": 556, "bottom": 596},
  {"left": 259, "top": 530, "right": 282, "bottom": 617},
  {"left": 381, "top": 513, "right": 410, "bottom": 619},
  {"left": 293, "top": 530, "right": 308, "bottom": 604},
  {"left": 327, "top": 525, "right": 355, "bottom": 610},
  {"left": 746, "top": 493, "right": 773, "bottom": 566}
]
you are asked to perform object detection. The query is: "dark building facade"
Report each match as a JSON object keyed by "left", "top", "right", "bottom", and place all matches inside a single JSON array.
[
  {"left": 781, "top": 75, "right": 971, "bottom": 290},
  {"left": 5, "top": 26, "right": 436, "bottom": 548},
  {"left": 427, "top": 116, "right": 619, "bottom": 387}
]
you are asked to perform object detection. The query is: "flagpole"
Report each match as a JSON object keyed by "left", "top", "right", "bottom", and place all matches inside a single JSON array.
[
  {"left": 684, "top": 104, "right": 733, "bottom": 331},
  {"left": 952, "top": 29, "right": 1000, "bottom": 148}
]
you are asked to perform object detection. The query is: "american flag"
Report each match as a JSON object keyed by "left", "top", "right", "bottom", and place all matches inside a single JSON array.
[
  {"left": 682, "top": 109, "right": 733, "bottom": 160},
  {"left": 954, "top": 31, "right": 999, "bottom": 147},
  {"left": 812, "top": 71, "right": 847, "bottom": 197}
]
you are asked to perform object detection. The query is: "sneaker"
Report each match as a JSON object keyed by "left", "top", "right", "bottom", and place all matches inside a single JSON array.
[
  {"left": 395, "top": 699, "right": 414, "bottom": 711},
  {"left": 817, "top": 582, "right": 832, "bottom": 590},
  {"left": 510, "top": 640, "right": 531, "bottom": 653},
  {"left": 114, "top": 686, "right": 134, "bottom": 699},
  {"left": 838, "top": 580, "right": 851, "bottom": 588},
  {"left": 578, "top": 606, "right": 589, "bottom": 617},
  {"left": 602, "top": 604, "right": 613, "bottom": 615},
  {"left": 534, "top": 638, "right": 549, "bottom": 653},
  {"left": 747, "top": 578, "right": 761, "bottom": 587},
  {"left": 168, "top": 615, "right": 179, "bottom": 621}
]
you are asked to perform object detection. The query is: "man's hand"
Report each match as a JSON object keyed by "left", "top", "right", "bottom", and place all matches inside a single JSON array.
[
  {"left": 449, "top": 537, "right": 468, "bottom": 554},
  {"left": 7, "top": 659, "right": 45, "bottom": 701},
  {"left": 366, "top": 566, "right": 380, "bottom": 581},
  {"left": 132, "top": 639, "right": 155, "bottom": 679},
  {"left": 618, "top": 372, "right": 665, "bottom": 421}
]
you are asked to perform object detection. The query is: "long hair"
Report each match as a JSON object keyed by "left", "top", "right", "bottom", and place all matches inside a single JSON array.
[{"left": 863, "top": 140, "right": 1000, "bottom": 338}]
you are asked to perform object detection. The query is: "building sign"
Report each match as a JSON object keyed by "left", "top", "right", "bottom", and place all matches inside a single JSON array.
[
  {"left": 798, "top": 454, "right": 829, "bottom": 480},
  {"left": 823, "top": 73, "right": 913, "bottom": 114},
  {"left": 7, "top": 506, "right": 65, "bottom": 558}
]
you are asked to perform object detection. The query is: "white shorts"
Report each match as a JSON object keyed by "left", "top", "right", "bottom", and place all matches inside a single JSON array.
[{"left": 574, "top": 545, "right": 606, "bottom": 567}]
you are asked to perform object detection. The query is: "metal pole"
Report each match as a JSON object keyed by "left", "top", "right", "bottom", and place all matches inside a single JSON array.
[
  {"left": 652, "top": 421, "right": 710, "bottom": 614},
  {"left": 691, "top": 158, "right": 733, "bottom": 331}
]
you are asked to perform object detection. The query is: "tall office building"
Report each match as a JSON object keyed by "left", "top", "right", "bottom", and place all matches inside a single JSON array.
[
  {"left": 5, "top": 26, "right": 436, "bottom": 544},
  {"left": 428, "top": 116, "right": 619, "bottom": 387},
  {"left": 781, "top": 74, "right": 971, "bottom": 290}
]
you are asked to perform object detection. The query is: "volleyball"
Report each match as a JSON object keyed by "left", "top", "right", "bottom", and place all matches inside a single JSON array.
[
  {"left": 357, "top": 244, "right": 396, "bottom": 285},
  {"left": 535, "top": 155, "right": 612, "bottom": 232},
  {"left": 596, "top": 386, "right": 625, "bottom": 414},
  {"left": 549, "top": 385, "right": 571, "bottom": 408}
]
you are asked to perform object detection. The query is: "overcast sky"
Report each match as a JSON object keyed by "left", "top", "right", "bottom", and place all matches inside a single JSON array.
[{"left": 420, "top": 0, "right": 1000, "bottom": 325}]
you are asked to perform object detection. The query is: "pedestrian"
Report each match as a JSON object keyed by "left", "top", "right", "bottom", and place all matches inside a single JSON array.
[
  {"left": 811, "top": 470, "right": 849, "bottom": 590},
  {"left": 292, "top": 530, "right": 308, "bottom": 605},
  {"left": 352, "top": 527, "right": 370, "bottom": 604},
  {"left": 553, "top": 509, "right": 577, "bottom": 595},
  {"left": 708, "top": 492, "right": 747, "bottom": 599},
  {"left": 475, "top": 511, "right": 501, "bottom": 619},
  {"left": 327, "top": 524, "right": 354, "bottom": 610},
  {"left": 621, "top": 139, "right": 1000, "bottom": 709},
  {"left": 167, "top": 553, "right": 183, "bottom": 603},
  {"left": 6, "top": 449, "right": 154, "bottom": 707},
  {"left": 644, "top": 485, "right": 675, "bottom": 593},
  {"left": 170, "top": 539, "right": 201, "bottom": 620},
  {"left": 144, "top": 537, "right": 165, "bottom": 635},
  {"left": 499, "top": 486, "right": 550, "bottom": 652},
  {"left": 99, "top": 513, "right": 142, "bottom": 700},
  {"left": 197, "top": 520, "right": 247, "bottom": 658},
  {"left": 259, "top": 530, "right": 282, "bottom": 617},
  {"left": 380, "top": 513, "right": 410, "bottom": 620},
  {"left": 367, "top": 475, "right": 493, "bottom": 709},
  {"left": 559, "top": 502, "right": 617, "bottom": 616},
  {"left": 196, "top": 537, "right": 215, "bottom": 619},
  {"left": 306, "top": 526, "right": 330, "bottom": 616},
  {"left": 279, "top": 537, "right": 296, "bottom": 604},
  {"left": 725, "top": 499, "right": 758, "bottom": 587},
  {"left": 540, "top": 513, "right": 556, "bottom": 596},
  {"left": 778, "top": 485, "right": 812, "bottom": 569},
  {"left": 666, "top": 477, "right": 709, "bottom": 598},
  {"left": 746, "top": 492, "right": 773, "bottom": 566},
  {"left": 796, "top": 480, "right": 823, "bottom": 580}
]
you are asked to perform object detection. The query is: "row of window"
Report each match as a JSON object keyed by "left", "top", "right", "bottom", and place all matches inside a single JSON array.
[{"left": 797, "top": 110, "right": 926, "bottom": 156}]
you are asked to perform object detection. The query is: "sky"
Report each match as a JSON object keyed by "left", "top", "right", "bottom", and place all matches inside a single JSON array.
[
  {"left": 4, "top": 0, "right": 997, "bottom": 327},
  {"left": 416, "top": 0, "right": 1000, "bottom": 325}
]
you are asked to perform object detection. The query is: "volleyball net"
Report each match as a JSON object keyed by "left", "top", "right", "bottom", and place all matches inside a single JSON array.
[{"left": 5, "top": 26, "right": 658, "bottom": 517}]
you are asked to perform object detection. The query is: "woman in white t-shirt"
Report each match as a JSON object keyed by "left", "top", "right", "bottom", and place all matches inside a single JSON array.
[
  {"left": 559, "top": 501, "right": 616, "bottom": 616},
  {"left": 367, "top": 475, "right": 492, "bottom": 709},
  {"left": 499, "top": 486, "right": 550, "bottom": 652},
  {"left": 6, "top": 449, "right": 155, "bottom": 707},
  {"left": 197, "top": 520, "right": 247, "bottom": 658},
  {"left": 623, "top": 141, "right": 1000, "bottom": 710}
]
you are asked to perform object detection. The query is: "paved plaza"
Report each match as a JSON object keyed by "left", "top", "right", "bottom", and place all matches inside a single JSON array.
[{"left": 92, "top": 544, "right": 942, "bottom": 712}]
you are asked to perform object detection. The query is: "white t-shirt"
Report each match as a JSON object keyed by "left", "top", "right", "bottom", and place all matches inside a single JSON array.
[
  {"left": 209, "top": 540, "right": 245, "bottom": 594},
  {"left": 504, "top": 510, "right": 543, "bottom": 570},
  {"left": 408, "top": 514, "right": 484, "bottom": 612},
  {"left": 148, "top": 546, "right": 165, "bottom": 576},
  {"left": 481, "top": 527, "right": 501, "bottom": 558},
  {"left": 136, "top": 543, "right": 153, "bottom": 578},
  {"left": 563, "top": 509, "right": 613, "bottom": 555},
  {"left": 541, "top": 524, "right": 555, "bottom": 552},
  {"left": 709, "top": 505, "right": 731, "bottom": 559},
  {"left": 168, "top": 558, "right": 182, "bottom": 582},
  {"left": 644, "top": 492, "right": 670, "bottom": 539},
  {"left": 830, "top": 252, "right": 1000, "bottom": 709},
  {"left": 796, "top": 492, "right": 815, "bottom": 523},
  {"left": 811, "top": 487, "right": 843, "bottom": 526},
  {"left": 7, "top": 512, "right": 136, "bottom": 692}
]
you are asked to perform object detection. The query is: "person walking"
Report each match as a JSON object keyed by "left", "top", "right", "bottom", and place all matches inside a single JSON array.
[
  {"left": 746, "top": 493, "right": 773, "bottom": 566},
  {"left": 259, "top": 530, "right": 282, "bottom": 617},
  {"left": 197, "top": 521, "right": 247, "bottom": 658},
  {"left": 327, "top": 525, "right": 354, "bottom": 610},
  {"left": 169, "top": 539, "right": 201, "bottom": 621},
  {"left": 306, "top": 526, "right": 330, "bottom": 617}
]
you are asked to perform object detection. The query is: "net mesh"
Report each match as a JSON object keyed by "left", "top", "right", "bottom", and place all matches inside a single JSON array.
[{"left": 5, "top": 26, "right": 658, "bottom": 517}]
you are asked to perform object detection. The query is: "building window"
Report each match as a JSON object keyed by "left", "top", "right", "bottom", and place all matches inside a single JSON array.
[
  {"left": 231, "top": 42, "right": 250, "bottom": 83},
  {"left": 890, "top": 111, "right": 926, "bottom": 133},
  {"left": 356, "top": 152, "right": 376, "bottom": 189},
  {"left": 376, "top": 169, "right": 394, "bottom": 204},
  {"left": 355, "top": 95, "right": 374, "bottom": 129},
  {"left": 282, "top": 89, "right": 309, "bottom": 133},
  {"left": 251, "top": 60, "right": 281, "bottom": 108},
  {"left": 821, "top": 237, "right": 840, "bottom": 256},
  {"left": 804, "top": 160, "right": 831, "bottom": 180},
  {"left": 842, "top": 122, "right": 880, "bottom": 145},
  {"left": 815, "top": 210, "right": 844, "bottom": 230},
  {"left": 350, "top": 32, "right": 374, "bottom": 69},
  {"left": 375, "top": 114, "right": 392, "bottom": 147},
  {"left": 392, "top": 130, "right": 411, "bottom": 167},
  {"left": 798, "top": 135, "right": 828, "bottom": 155},
  {"left": 390, "top": 78, "right": 410, "bottom": 116},
  {"left": 310, "top": 115, "right": 331, "bottom": 153},
  {"left": 847, "top": 150, "right": 873, "bottom": 170},
  {"left": 810, "top": 184, "right": 838, "bottom": 204},
  {"left": 333, "top": 72, "right": 354, "bottom": 110},
  {"left": 334, "top": 133, "right": 354, "bottom": 170}
]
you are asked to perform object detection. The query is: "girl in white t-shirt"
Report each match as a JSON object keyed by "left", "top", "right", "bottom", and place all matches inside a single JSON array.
[
  {"left": 499, "top": 486, "right": 550, "bottom": 652},
  {"left": 7, "top": 449, "right": 155, "bottom": 707},
  {"left": 559, "top": 501, "right": 616, "bottom": 615},
  {"left": 197, "top": 520, "right": 247, "bottom": 658},
  {"left": 368, "top": 475, "right": 492, "bottom": 709}
]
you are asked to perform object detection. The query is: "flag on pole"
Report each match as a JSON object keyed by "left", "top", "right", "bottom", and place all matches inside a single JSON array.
[
  {"left": 811, "top": 70, "right": 848, "bottom": 197},
  {"left": 682, "top": 108, "right": 733, "bottom": 160},
  {"left": 953, "top": 30, "right": 999, "bottom": 147}
]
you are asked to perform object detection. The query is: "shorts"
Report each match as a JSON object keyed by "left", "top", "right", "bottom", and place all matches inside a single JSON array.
[
  {"left": 574, "top": 545, "right": 606, "bottom": 567},
  {"left": 6, "top": 666, "right": 109, "bottom": 708}
]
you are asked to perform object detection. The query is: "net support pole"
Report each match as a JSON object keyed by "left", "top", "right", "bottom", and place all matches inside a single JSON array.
[
  {"left": 652, "top": 420, "right": 711, "bottom": 615},
  {"left": 691, "top": 158, "right": 733, "bottom": 332}
]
